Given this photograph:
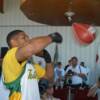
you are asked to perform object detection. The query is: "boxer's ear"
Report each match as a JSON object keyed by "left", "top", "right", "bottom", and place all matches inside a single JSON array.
[
  {"left": 10, "top": 39, "right": 18, "bottom": 47},
  {"left": 35, "top": 50, "right": 44, "bottom": 57}
]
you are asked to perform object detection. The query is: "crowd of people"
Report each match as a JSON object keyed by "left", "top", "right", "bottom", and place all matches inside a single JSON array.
[{"left": 54, "top": 57, "right": 90, "bottom": 88}]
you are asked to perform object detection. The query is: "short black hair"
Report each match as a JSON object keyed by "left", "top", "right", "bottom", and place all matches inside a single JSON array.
[
  {"left": 6, "top": 30, "right": 23, "bottom": 47},
  {"left": 71, "top": 56, "right": 78, "bottom": 61},
  {"left": 68, "top": 59, "right": 72, "bottom": 63},
  {"left": 80, "top": 62, "right": 84, "bottom": 65},
  {"left": 57, "top": 62, "right": 62, "bottom": 65}
]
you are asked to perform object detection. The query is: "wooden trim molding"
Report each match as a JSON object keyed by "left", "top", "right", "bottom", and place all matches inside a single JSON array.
[{"left": 0, "top": 0, "right": 3, "bottom": 13}]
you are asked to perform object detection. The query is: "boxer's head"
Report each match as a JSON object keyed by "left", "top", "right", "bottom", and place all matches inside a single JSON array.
[{"left": 7, "top": 30, "right": 29, "bottom": 48}]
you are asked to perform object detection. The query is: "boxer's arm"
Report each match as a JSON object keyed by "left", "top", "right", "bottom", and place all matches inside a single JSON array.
[
  {"left": 36, "top": 49, "right": 54, "bottom": 80},
  {"left": 16, "top": 36, "right": 52, "bottom": 62},
  {"left": 16, "top": 32, "right": 62, "bottom": 62},
  {"left": 44, "top": 63, "right": 54, "bottom": 80}
]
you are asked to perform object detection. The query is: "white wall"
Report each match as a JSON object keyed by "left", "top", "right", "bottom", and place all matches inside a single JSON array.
[
  {"left": 0, "top": 0, "right": 100, "bottom": 84},
  {"left": 0, "top": 26, "right": 100, "bottom": 67}
]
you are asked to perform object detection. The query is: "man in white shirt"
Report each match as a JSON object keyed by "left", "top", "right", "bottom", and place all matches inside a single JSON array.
[
  {"left": 54, "top": 62, "right": 65, "bottom": 87},
  {"left": 65, "top": 57, "right": 87, "bottom": 88}
]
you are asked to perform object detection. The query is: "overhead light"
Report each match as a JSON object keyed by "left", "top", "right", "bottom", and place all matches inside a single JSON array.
[
  {"left": 64, "top": 0, "right": 75, "bottom": 22},
  {"left": 64, "top": 11, "right": 75, "bottom": 22}
]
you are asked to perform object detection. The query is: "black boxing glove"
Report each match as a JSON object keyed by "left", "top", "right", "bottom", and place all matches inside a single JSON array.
[
  {"left": 38, "top": 78, "right": 49, "bottom": 95},
  {"left": 36, "top": 49, "right": 51, "bottom": 63},
  {"left": 49, "top": 32, "right": 63, "bottom": 43},
  {"left": 42, "top": 49, "right": 51, "bottom": 63}
]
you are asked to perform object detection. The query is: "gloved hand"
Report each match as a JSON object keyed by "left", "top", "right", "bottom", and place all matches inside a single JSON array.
[
  {"left": 38, "top": 78, "right": 49, "bottom": 95},
  {"left": 49, "top": 32, "right": 63, "bottom": 43},
  {"left": 36, "top": 49, "right": 51, "bottom": 63}
]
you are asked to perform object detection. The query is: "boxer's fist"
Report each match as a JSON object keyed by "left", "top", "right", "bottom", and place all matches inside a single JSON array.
[
  {"left": 42, "top": 49, "right": 51, "bottom": 63},
  {"left": 49, "top": 32, "right": 63, "bottom": 43},
  {"left": 36, "top": 49, "right": 51, "bottom": 63}
]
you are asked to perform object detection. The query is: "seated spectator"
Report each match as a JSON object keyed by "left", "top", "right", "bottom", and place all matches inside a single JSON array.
[
  {"left": 41, "top": 81, "right": 60, "bottom": 100},
  {"left": 64, "top": 59, "right": 72, "bottom": 71},
  {"left": 65, "top": 57, "right": 87, "bottom": 88},
  {"left": 39, "top": 78, "right": 60, "bottom": 100},
  {"left": 87, "top": 77, "right": 100, "bottom": 98},
  {"left": 54, "top": 62, "right": 65, "bottom": 87}
]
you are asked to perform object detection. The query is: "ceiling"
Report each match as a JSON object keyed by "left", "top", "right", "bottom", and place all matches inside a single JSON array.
[{"left": 20, "top": 0, "right": 100, "bottom": 26}]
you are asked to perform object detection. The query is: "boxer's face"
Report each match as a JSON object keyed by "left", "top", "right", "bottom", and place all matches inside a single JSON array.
[{"left": 11, "top": 32, "right": 29, "bottom": 47}]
